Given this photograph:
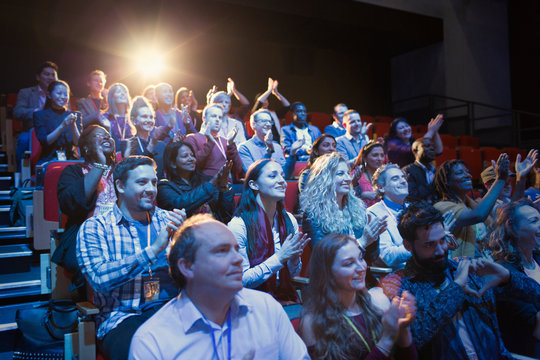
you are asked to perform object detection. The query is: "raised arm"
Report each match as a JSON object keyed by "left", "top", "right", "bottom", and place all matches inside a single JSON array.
[
  {"left": 424, "top": 114, "right": 444, "bottom": 155},
  {"left": 512, "top": 149, "right": 538, "bottom": 201},
  {"left": 227, "top": 78, "right": 249, "bottom": 105},
  {"left": 272, "top": 79, "right": 290, "bottom": 107}
]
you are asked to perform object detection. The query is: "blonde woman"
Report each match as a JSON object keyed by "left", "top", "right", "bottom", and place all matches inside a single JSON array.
[
  {"left": 101, "top": 82, "right": 135, "bottom": 144},
  {"left": 300, "top": 152, "right": 387, "bottom": 248}
]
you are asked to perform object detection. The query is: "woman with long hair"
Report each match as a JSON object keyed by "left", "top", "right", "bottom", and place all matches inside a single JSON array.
[
  {"left": 101, "top": 82, "right": 135, "bottom": 144},
  {"left": 33, "top": 80, "right": 82, "bottom": 164},
  {"left": 433, "top": 155, "right": 509, "bottom": 257},
  {"left": 352, "top": 141, "right": 386, "bottom": 207},
  {"left": 156, "top": 140, "right": 234, "bottom": 223},
  {"left": 175, "top": 86, "right": 202, "bottom": 131},
  {"left": 228, "top": 159, "right": 309, "bottom": 303},
  {"left": 385, "top": 115, "right": 443, "bottom": 168},
  {"left": 300, "top": 152, "right": 387, "bottom": 248},
  {"left": 299, "top": 234, "right": 417, "bottom": 360},
  {"left": 298, "top": 134, "right": 337, "bottom": 193},
  {"left": 487, "top": 199, "right": 540, "bottom": 358}
]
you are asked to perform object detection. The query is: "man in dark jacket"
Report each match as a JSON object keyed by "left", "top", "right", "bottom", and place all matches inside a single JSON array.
[
  {"left": 402, "top": 137, "right": 437, "bottom": 203},
  {"left": 381, "top": 202, "right": 540, "bottom": 360}
]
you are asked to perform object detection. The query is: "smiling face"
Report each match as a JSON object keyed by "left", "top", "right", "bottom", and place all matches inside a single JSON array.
[
  {"left": 415, "top": 138, "right": 436, "bottom": 163},
  {"left": 407, "top": 222, "right": 448, "bottom": 272},
  {"left": 448, "top": 163, "right": 473, "bottom": 196},
  {"left": 252, "top": 112, "right": 273, "bottom": 137},
  {"left": 515, "top": 205, "right": 540, "bottom": 250},
  {"left": 189, "top": 221, "right": 244, "bottom": 293},
  {"left": 156, "top": 85, "right": 174, "bottom": 107},
  {"left": 36, "top": 66, "right": 58, "bottom": 90},
  {"left": 204, "top": 106, "right": 223, "bottom": 133},
  {"left": 365, "top": 146, "right": 385, "bottom": 172},
  {"left": 332, "top": 240, "right": 367, "bottom": 294},
  {"left": 395, "top": 121, "right": 412, "bottom": 142},
  {"left": 315, "top": 137, "right": 337, "bottom": 156},
  {"left": 88, "top": 74, "right": 105, "bottom": 94},
  {"left": 116, "top": 164, "right": 157, "bottom": 212},
  {"left": 344, "top": 112, "right": 362, "bottom": 137},
  {"left": 133, "top": 106, "right": 155, "bottom": 133},
  {"left": 87, "top": 127, "right": 114, "bottom": 160},
  {"left": 49, "top": 83, "right": 69, "bottom": 110},
  {"left": 113, "top": 86, "right": 129, "bottom": 105},
  {"left": 334, "top": 104, "right": 348, "bottom": 124},
  {"left": 292, "top": 103, "right": 308, "bottom": 124},
  {"left": 382, "top": 167, "right": 409, "bottom": 203},
  {"left": 174, "top": 144, "right": 196, "bottom": 177},
  {"left": 178, "top": 90, "right": 191, "bottom": 107},
  {"left": 334, "top": 161, "right": 352, "bottom": 197},
  {"left": 249, "top": 161, "right": 287, "bottom": 201}
]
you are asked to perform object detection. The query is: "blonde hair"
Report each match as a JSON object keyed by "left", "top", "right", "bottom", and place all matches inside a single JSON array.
[
  {"left": 300, "top": 153, "right": 367, "bottom": 235},
  {"left": 107, "top": 83, "right": 131, "bottom": 116}
]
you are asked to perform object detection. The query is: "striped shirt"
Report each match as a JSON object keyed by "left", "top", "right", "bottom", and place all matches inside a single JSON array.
[{"left": 77, "top": 204, "right": 171, "bottom": 339}]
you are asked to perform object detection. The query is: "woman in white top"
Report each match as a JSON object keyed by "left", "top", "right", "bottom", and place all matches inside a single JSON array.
[{"left": 228, "top": 159, "right": 309, "bottom": 303}]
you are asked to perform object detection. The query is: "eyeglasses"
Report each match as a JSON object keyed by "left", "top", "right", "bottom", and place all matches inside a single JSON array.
[
  {"left": 445, "top": 232, "right": 459, "bottom": 250},
  {"left": 256, "top": 119, "right": 273, "bottom": 125}
]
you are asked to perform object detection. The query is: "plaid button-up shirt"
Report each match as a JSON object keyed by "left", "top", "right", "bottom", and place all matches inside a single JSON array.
[{"left": 77, "top": 204, "right": 171, "bottom": 339}]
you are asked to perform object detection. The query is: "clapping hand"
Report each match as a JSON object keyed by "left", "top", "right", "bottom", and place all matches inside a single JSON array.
[
  {"left": 63, "top": 113, "right": 77, "bottom": 128},
  {"left": 227, "top": 78, "right": 236, "bottom": 96},
  {"left": 276, "top": 232, "right": 310, "bottom": 264},
  {"left": 515, "top": 149, "right": 538, "bottom": 180},
  {"left": 290, "top": 137, "right": 305, "bottom": 154},
  {"left": 206, "top": 85, "right": 217, "bottom": 105},
  {"left": 227, "top": 127, "right": 239, "bottom": 146},
  {"left": 364, "top": 214, "right": 388, "bottom": 246},
  {"left": 493, "top": 153, "right": 510, "bottom": 181},
  {"left": 442, "top": 210, "right": 456, "bottom": 232},
  {"left": 360, "top": 122, "right": 373, "bottom": 136},
  {"left": 427, "top": 114, "right": 444, "bottom": 135}
]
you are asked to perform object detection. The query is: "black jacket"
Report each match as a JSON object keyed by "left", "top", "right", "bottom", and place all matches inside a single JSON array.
[{"left": 402, "top": 162, "right": 435, "bottom": 203}]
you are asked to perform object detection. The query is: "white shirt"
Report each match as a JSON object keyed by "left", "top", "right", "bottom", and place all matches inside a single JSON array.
[
  {"left": 293, "top": 125, "right": 312, "bottom": 152},
  {"left": 228, "top": 213, "right": 301, "bottom": 288},
  {"left": 129, "top": 288, "right": 310, "bottom": 360}
]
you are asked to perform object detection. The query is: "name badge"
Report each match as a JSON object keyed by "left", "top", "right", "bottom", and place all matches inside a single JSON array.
[
  {"left": 143, "top": 277, "right": 160, "bottom": 303},
  {"left": 56, "top": 150, "right": 67, "bottom": 161}
]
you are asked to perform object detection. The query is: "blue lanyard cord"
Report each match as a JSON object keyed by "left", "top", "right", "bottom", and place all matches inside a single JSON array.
[{"left": 209, "top": 309, "right": 232, "bottom": 360}]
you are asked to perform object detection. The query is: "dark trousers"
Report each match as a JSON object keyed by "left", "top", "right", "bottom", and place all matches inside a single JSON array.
[{"left": 99, "top": 302, "right": 164, "bottom": 360}]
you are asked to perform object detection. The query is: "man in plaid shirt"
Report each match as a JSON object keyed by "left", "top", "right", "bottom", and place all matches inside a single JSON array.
[{"left": 77, "top": 156, "right": 185, "bottom": 360}]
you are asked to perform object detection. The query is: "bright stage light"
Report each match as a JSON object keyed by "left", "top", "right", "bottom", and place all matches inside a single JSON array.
[{"left": 136, "top": 53, "right": 166, "bottom": 78}]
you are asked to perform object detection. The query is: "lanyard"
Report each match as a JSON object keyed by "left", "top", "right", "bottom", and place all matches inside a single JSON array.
[
  {"left": 137, "top": 136, "right": 145, "bottom": 154},
  {"left": 157, "top": 110, "right": 180, "bottom": 133},
  {"left": 208, "top": 309, "right": 232, "bottom": 360},
  {"left": 343, "top": 314, "right": 376, "bottom": 352},
  {"left": 114, "top": 114, "right": 128, "bottom": 139},
  {"left": 146, "top": 212, "right": 153, "bottom": 277}
]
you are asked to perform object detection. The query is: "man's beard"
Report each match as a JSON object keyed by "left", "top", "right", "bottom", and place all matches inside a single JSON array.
[{"left": 412, "top": 250, "right": 449, "bottom": 273}]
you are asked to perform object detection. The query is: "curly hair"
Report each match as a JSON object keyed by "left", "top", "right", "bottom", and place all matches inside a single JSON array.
[
  {"left": 488, "top": 199, "right": 540, "bottom": 269},
  {"left": 371, "top": 163, "right": 401, "bottom": 199},
  {"left": 301, "top": 234, "right": 382, "bottom": 359},
  {"left": 433, "top": 159, "right": 467, "bottom": 202},
  {"left": 300, "top": 153, "right": 366, "bottom": 235}
]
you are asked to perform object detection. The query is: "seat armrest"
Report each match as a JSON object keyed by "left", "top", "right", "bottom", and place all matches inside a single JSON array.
[
  {"left": 292, "top": 276, "right": 309, "bottom": 286},
  {"left": 369, "top": 266, "right": 392, "bottom": 274},
  {"left": 77, "top": 301, "right": 99, "bottom": 316}
]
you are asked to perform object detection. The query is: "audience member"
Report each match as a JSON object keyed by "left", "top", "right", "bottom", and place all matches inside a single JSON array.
[
  {"left": 300, "top": 152, "right": 386, "bottom": 248},
  {"left": 381, "top": 202, "right": 540, "bottom": 360},
  {"left": 299, "top": 234, "right": 418, "bottom": 360},
  {"left": 251, "top": 77, "right": 291, "bottom": 140},
  {"left": 228, "top": 160, "right": 309, "bottom": 304},
  {"left": 208, "top": 78, "right": 249, "bottom": 145},
  {"left": 185, "top": 104, "right": 243, "bottom": 180},
  {"left": 367, "top": 164, "right": 410, "bottom": 269},
  {"left": 385, "top": 115, "right": 443, "bottom": 168},
  {"left": 298, "top": 134, "right": 337, "bottom": 193},
  {"left": 102, "top": 83, "right": 135, "bottom": 145},
  {"left": 402, "top": 137, "right": 437, "bottom": 203},
  {"left": 336, "top": 110, "right": 371, "bottom": 165},
  {"left": 433, "top": 155, "right": 509, "bottom": 257},
  {"left": 154, "top": 83, "right": 196, "bottom": 142},
  {"left": 142, "top": 84, "right": 157, "bottom": 110},
  {"left": 14, "top": 61, "right": 58, "bottom": 171},
  {"left": 280, "top": 102, "right": 322, "bottom": 161},
  {"left": 324, "top": 103, "right": 348, "bottom": 139},
  {"left": 488, "top": 199, "right": 540, "bottom": 358},
  {"left": 77, "top": 156, "right": 186, "bottom": 360},
  {"left": 175, "top": 87, "right": 202, "bottom": 131},
  {"left": 129, "top": 214, "right": 310, "bottom": 359},
  {"left": 122, "top": 96, "right": 166, "bottom": 177},
  {"left": 525, "top": 161, "right": 540, "bottom": 201},
  {"left": 53, "top": 125, "right": 116, "bottom": 294},
  {"left": 352, "top": 141, "right": 385, "bottom": 207},
  {"left": 238, "top": 109, "right": 303, "bottom": 177},
  {"left": 33, "top": 80, "right": 82, "bottom": 164},
  {"left": 76, "top": 70, "right": 108, "bottom": 126},
  {"left": 157, "top": 141, "right": 234, "bottom": 223}
]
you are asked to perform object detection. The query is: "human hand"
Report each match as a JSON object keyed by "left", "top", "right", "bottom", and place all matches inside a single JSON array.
[
  {"left": 515, "top": 149, "right": 538, "bottom": 180},
  {"left": 351, "top": 165, "right": 363, "bottom": 186},
  {"left": 396, "top": 291, "right": 416, "bottom": 329},
  {"left": 360, "top": 122, "right": 373, "bottom": 136},
  {"left": 276, "top": 232, "right": 310, "bottom": 264},
  {"left": 381, "top": 300, "right": 401, "bottom": 343},
  {"left": 63, "top": 113, "right": 77, "bottom": 128},
  {"left": 172, "top": 130, "right": 185, "bottom": 143},
  {"left": 290, "top": 137, "right": 305, "bottom": 154},
  {"left": 264, "top": 130, "right": 273, "bottom": 149},
  {"left": 189, "top": 90, "right": 198, "bottom": 111},
  {"left": 151, "top": 209, "right": 187, "bottom": 255},
  {"left": 212, "top": 161, "right": 232, "bottom": 189},
  {"left": 442, "top": 210, "right": 456, "bottom": 233},
  {"left": 468, "top": 258, "right": 510, "bottom": 298},
  {"left": 427, "top": 114, "right": 444, "bottom": 135},
  {"left": 241, "top": 349, "right": 255, "bottom": 360},
  {"left": 227, "top": 126, "right": 239, "bottom": 146},
  {"left": 206, "top": 85, "right": 217, "bottom": 104},
  {"left": 272, "top": 79, "right": 280, "bottom": 94},
  {"left": 492, "top": 153, "right": 510, "bottom": 181},
  {"left": 181, "top": 104, "right": 193, "bottom": 127},
  {"left": 267, "top": 77, "right": 274, "bottom": 92},
  {"left": 227, "top": 78, "right": 235, "bottom": 96},
  {"left": 364, "top": 214, "right": 388, "bottom": 246}
]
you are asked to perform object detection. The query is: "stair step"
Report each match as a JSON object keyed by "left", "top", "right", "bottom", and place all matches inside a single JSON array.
[
  {"left": 0, "top": 244, "right": 32, "bottom": 259},
  {"left": 0, "top": 206, "right": 9, "bottom": 226},
  {"left": 0, "top": 177, "right": 13, "bottom": 191},
  {"left": 0, "top": 301, "right": 47, "bottom": 331},
  {"left": 0, "top": 266, "right": 41, "bottom": 299},
  {"left": 0, "top": 226, "right": 27, "bottom": 239},
  {"left": 0, "top": 191, "right": 10, "bottom": 201}
]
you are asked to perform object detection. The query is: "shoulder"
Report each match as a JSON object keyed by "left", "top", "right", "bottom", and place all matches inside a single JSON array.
[
  {"left": 308, "top": 125, "right": 321, "bottom": 133},
  {"left": 228, "top": 216, "right": 246, "bottom": 232},
  {"left": 335, "top": 135, "right": 346, "bottom": 143},
  {"left": 237, "top": 288, "right": 285, "bottom": 315},
  {"left": 402, "top": 163, "right": 418, "bottom": 173},
  {"left": 281, "top": 124, "right": 293, "bottom": 132},
  {"left": 17, "top": 86, "right": 35, "bottom": 96},
  {"left": 366, "top": 201, "right": 383, "bottom": 214}
]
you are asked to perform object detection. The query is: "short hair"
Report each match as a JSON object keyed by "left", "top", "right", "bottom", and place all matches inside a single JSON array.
[
  {"left": 142, "top": 85, "right": 155, "bottom": 98},
  {"left": 249, "top": 109, "right": 272, "bottom": 129},
  {"left": 155, "top": 82, "right": 173, "bottom": 96},
  {"left": 290, "top": 102, "right": 305, "bottom": 113},
  {"left": 210, "top": 91, "right": 230, "bottom": 104},
  {"left": 37, "top": 61, "right": 58, "bottom": 75},
  {"left": 202, "top": 103, "right": 223, "bottom": 121},
  {"left": 398, "top": 202, "right": 444, "bottom": 243},
  {"left": 87, "top": 70, "right": 106, "bottom": 81},
  {"left": 130, "top": 96, "right": 155, "bottom": 122},
  {"left": 343, "top": 109, "right": 359, "bottom": 122},
  {"left": 411, "top": 137, "right": 430, "bottom": 155},
  {"left": 371, "top": 163, "right": 401, "bottom": 198},
  {"left": 333, "top": 103, "right": 347, "bottom": 115},
  {"left": 168, "top": 214, "right": 215, "bottom": 289},
  {"left": 113, "top": 156, "right": 156, "bottom": 198}
]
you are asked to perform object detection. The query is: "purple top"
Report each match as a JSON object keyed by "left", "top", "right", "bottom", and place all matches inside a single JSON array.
[{"left": 386, "top": 138, "right": 414, "bottom": 168}]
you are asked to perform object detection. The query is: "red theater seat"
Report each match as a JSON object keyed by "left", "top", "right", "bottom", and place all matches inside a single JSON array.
[
  {"left": 361, "top": 115, "right": 376, "bottom": 124},
  {"left": 457, "top": 146, "right": 482, "bottom": 180},
  {"left": 415, "top": 124, "right": 428, "bottom": 134},
  {"left": 373, "top": 122, "right": 390, "bottom": 138},
  {"left": 30, "top": 128, "right": 42, "bottom": 175},
  {"left": 308, "top": 112, "right": 332, "bottom": 133},
  {"left": 375, "top": 115, "right": 394, "bottom": 124},
  {"left": 439, "top": 134, "right": 458, "bottom": 149},
  {"left": 292, "top": 162, "right": 308, "bottom": 179},
  {"left": 458, "top": 135, "right": 480, "bottom": 148},
  {"left": 502, "top": 147, "right": 527, "bottom": 162},
  {"left": 480, "top": 147, "right": 503, "bottom": 167},
  {"left": 435, "top": 147, "right": 457, "bottom": 166},
  {"left": 43, "top": 161, "right": 82, "bottom": 223},
  {"left": 285, "top": 181, "right": 299, "bottom": 213}
]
